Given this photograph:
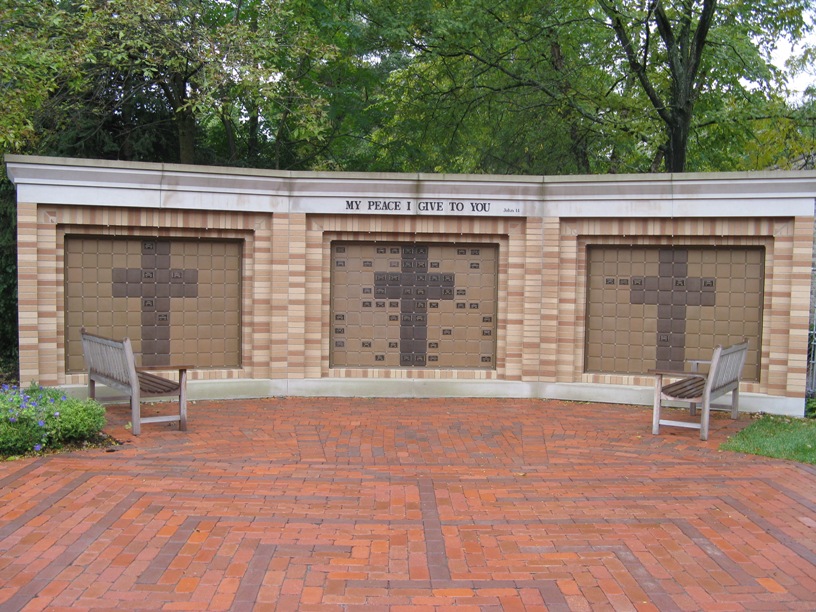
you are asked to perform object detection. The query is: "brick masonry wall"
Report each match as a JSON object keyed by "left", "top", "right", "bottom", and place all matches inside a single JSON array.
[{"left": 16, "top": 203, "right": 812, "bottom": 400}]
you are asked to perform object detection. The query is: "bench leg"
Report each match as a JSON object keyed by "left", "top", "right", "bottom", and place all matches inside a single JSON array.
[
  {"left": 689, "top": 362, "right": 698, "bottom": 416},
  {"left": 652, "top": 375, "right": 663, "bottom": 435},
  {"left": 88, "top": 378, "right": 96, "bottom": 401},
  {"left": 131, "top": 392, "right": 141, "bottom": 436},
  {"left": 700, "top": 398, "right": 711, "bottom": 441},
  {"left": 731, "top": 387, "right": 740, "bottom": 419},
  {"left": 178, "top": 370, "right": 187, "bottom": 432}
]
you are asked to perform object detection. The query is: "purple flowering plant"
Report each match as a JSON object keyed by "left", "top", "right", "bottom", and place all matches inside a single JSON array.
[{"left": 0, "top": 383, "right": 106, "bottom": 457}]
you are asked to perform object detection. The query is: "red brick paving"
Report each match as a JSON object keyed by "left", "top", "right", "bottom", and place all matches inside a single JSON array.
[{"left": 1, "top": 397, "right": 815, "bottom": 610}]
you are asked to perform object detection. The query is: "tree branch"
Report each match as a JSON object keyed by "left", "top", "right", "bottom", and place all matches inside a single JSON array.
[{"left": 597, "top": 0, "right": 671, "bottom": 124}]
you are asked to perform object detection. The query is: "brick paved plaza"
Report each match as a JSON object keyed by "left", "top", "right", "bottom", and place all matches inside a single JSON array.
[{"left": 1, "top": 398, "right": 815, "bottom": 610}]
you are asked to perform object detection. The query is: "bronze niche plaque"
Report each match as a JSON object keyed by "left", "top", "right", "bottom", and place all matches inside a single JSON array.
[
  {"left": 330, "top": 242, "right": 498, "bottom": 369},
  {"left": 585, "top": 246, "right": 764, "bottom": 380}
]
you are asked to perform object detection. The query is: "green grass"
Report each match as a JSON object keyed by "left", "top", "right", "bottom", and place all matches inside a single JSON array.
[{"left": 721, "top": 413, "right": 816, "bottom": 464}]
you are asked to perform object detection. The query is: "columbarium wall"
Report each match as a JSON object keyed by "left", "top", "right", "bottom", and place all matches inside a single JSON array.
[{"left": 7, "top": 155, "right": 815, "bottom": 415}]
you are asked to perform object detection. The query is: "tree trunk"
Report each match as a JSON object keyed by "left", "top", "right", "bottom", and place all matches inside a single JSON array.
[
  {"left": 274, "top": 102, "right": 293, "bottom": 170},
  {"left": 221, "top": 111, "right": 238, "bottom": 163},
  {"left": 550, "top": 40, "right": 590, "bottom": 173},
  {"left": 247, "top": 106, "right": 260, "bottom": 164},
  {"left": 161, "top": 74, "right": 197, "bottom": 165},
  {"left": 570, "top": 125, "right": 591, "bottom": 173},
  {"left": 665, "top": 112, "right": 690, "bottom": 173},
  {"left": 177, "top": 108, "right": 196, "bottom": 165}
]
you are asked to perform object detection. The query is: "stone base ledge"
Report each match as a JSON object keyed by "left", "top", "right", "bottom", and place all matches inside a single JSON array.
[{"left": 60, "top": 378, "right": 806, "bottom": 417}]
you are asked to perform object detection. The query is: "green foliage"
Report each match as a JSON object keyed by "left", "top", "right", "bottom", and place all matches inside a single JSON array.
[
  {"left": 0, "top": 383, "right": 106, "bottom": 457},
  {"left": 721, "top": 415, "right": 816, "bottom": 464},
  {"left": 1, "top": 0, "right": 354, "bottom": 167},
  {"left": 2, "top": 0, "right": 813, "bottom": 173},
  {"left": 362, "top": 0, "right": 608, "bottom": 174},
  {"left": 0, "top": 0, "right": 79, "bottom": 153},
  {"left": 0, "top": 181, "right": 17, "bottom": 372},
  {"left": 358, "top": 0, "right": 815, "bottom": 174}
]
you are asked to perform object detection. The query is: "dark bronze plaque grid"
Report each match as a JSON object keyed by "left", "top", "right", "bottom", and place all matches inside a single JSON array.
[
  {"left": 64, "top": 237, "right": 242, "bottom": 372},
  {"left": 585, "top": 247, "right": 763, "bottom": 380},
  {"left": 330, "top": 242, "right": 498, "bottom": 369}
]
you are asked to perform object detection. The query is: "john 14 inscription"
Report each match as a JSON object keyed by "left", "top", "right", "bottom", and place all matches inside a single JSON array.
[{"left": 330, "top": 242, "right": 498, "bottom": 369}]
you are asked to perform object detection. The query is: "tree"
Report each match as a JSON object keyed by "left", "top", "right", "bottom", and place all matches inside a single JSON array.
[
  {"left": 2, "top": 0, "right": 355, "bottom": 168},
  {"left": 359, "top": 0, "right": 608, "bottom": 174},
  {"left": 0, "top": 181, "right": 17, "bottom": 377},
  {"left": 5, "top": 0, "right": 811, "bottom": 174},
  {"left": 0, "top": 0, "right": 79, "bottom": 156},
  {"left": 597, "top": 0, "right": 717, "bottom": 172},
  {"left": 0, "top": 0, "right": 74, "bottom": 375},
  {"left": 357, "top": 0, "right": 813, "bottom": 174},
  {"left": 597, "top": 0, "right": 812, "bottom": 172}
]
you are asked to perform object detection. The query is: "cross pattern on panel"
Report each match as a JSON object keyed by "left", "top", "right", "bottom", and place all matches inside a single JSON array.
[
  {"left": 112, "top": 240, "right": 199, "bottom": 366},
  {"left": 64, "top": 236, "right": 243, "bottom": 372},
  {"left": 373, "top": 245, "right": 456, "bottom": 366},
  {"left": 331, "top": 242, "right": 498, "bottom": 369},
  {"left": 629, "top": 249, "right": 716, "bottom": 371}
]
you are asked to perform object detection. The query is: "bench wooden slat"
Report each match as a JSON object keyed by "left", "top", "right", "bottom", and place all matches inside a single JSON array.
[
  {"left": 652, "top": 340, "right": 748, "bottom": 441},
  {"left": 662, "top": 377, "right": 705, "bottom": 400},
  {"left": 137, "top": 371, "right": 181, "bottom": 395},
  {"left": 81, "top": 328, "right": 189, "bottom": 436}
]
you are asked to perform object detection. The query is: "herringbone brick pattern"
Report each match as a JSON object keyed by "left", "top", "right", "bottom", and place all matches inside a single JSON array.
[{"left": 1, "top": 398, "right": 814, "bottom": 610}]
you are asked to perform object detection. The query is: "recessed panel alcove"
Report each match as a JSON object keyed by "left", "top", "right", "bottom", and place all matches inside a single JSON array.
[
  {"left": 330, "top": 242, "right": 499, "bottom": 369},
  {"left": 585, "top": 246, "right": 764, "bottom": 380},
  {"left": 64, "top": 237, "right": 242, "bottom": 371}
]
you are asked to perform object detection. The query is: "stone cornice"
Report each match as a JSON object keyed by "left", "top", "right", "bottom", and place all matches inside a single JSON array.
[{"left": 7, "top": 155, "right": 816, "bottom": 218}]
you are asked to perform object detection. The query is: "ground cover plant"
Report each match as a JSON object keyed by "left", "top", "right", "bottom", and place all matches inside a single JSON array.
[
  {"left": 721, "top": 401, "right": 816, "bottom": 465},
  {"left": 0, "top": 383, "right": 107, "bottom": 458}
]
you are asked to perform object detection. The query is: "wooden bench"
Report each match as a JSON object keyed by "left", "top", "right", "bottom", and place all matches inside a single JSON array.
[
  {"left": 652, "top": 340, "right": 749, "bottom": 440},
  {"left": 80, "top": 329, "right": 189, "bottom": 435}
]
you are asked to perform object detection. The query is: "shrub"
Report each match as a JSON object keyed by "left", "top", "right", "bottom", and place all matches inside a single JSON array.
[{"left": 0, "top": 383, "right": 106, "bottom": 456}]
